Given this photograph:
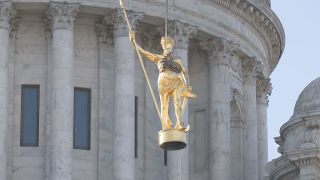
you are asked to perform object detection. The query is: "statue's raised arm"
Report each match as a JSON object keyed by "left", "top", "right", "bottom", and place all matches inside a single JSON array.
[{"left": 129, "top": 31, "right": 160, "bottom": 63}]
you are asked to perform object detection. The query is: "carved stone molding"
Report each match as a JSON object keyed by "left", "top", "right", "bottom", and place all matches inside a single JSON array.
[
  {"left": 140, "top": 32, "right": 162, "bottom": 54},
  {"left": 230, "top": 56, "right": 243, "bottom": 78},
  {"left": 305, "top": 116, "right": 320, "bottom": 130},
  {"left": 45, "top": 1, "right": 81, "bottom": 31},
  {"left": 229, "top": 88, "right": 244, "bottom": 122},
  {"left": 300, "top": 129, "right": 320, "bottom": 149},
  {"left": 256, "top": 78, "right": 272, "bottom": 104},
  {"left": 111, "top": 8, "right": 144, "bottom": 37},
  {"left": 156, "top": 20, "right": 198, "bottom": 50},
  {"left": 199, "top": 37, "right": 239, "bottom": 66},
  {"left": 242, "top": 57, "right": 264, "bottom": 84},
  {"left": 0, "top": 1, "right": 17, "bottom": 30},
  {"left": 198, "top": 0, "right": 284, "bottom": 74},
  {"left": 9, "top": 16, "right": 20, "bottom": 40},
  {"left": 96, "top": 23, "right": 114, "bottom": 48}
]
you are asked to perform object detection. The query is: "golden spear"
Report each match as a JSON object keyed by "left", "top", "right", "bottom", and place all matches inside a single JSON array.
[{"left": 119, "top": 0, "right": 165, "bottom": 129}]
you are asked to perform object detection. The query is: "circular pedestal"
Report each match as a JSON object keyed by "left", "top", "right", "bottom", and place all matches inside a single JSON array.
[{"left": 159, "top": 129, "right": 187, "bottom": 150}]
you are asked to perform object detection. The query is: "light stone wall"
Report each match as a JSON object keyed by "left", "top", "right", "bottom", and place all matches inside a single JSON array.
[{"left": 12, "top": 14, "right": 47, "bottom": 179}]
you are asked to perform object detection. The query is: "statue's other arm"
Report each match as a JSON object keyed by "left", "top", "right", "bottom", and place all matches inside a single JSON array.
[
  {"left": 129, "top": 31, "right": 158, "bottom": 62},
  {"left": 177, "top": 60, "right": 192, "bottom": 92}
]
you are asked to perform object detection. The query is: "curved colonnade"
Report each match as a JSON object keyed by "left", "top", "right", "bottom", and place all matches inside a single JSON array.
[{"left": 0, "top": 0, "right": 284, "bottom": 180}]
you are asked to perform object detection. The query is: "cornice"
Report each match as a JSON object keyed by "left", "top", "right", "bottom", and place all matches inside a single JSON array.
[
  {"left": 280, "top": 117, "right": 304, "bottom": 141},
  {"left": 199, "top": 0, "right": 282, "bottom": 74},
  {"left": 286, "top": 148, "right": 320, "bottom": 167}
]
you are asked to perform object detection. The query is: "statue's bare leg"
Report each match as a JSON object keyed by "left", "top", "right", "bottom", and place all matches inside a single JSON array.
[
  {"left": 160, "top": 93, "right": 171, "bottom": 129},
  {"left": 173, "top": 86, "right": 184, "bottom": 129}
]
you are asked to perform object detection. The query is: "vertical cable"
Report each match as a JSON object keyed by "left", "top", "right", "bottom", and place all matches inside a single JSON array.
[
  {"left": 180, "top": 150, "right": 182, "bottom": 180},
  {"left": 165, "top": 0, "right": 168, "bottom": 54}
]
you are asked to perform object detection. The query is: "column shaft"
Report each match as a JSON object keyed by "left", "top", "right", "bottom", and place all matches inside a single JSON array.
[
  {"left": 243, "top": 82, "right": 258, "bottom": 180},
  {"left": 256, "top": 79, "right": 271, "bottom": 180},
  {"left": 257, "top": 102, "right": 268, "bottom": 180},
  {"left": 0, "top": 25, "right": 9, "bottom": 180},
  {"left": 209, "top": 62, "right": 231, "bottom": 180},
  {"left": 0, "top": 2, "right": 16, "bottom": 179},
  {"left": 46, "top": 2, "right": 80, "bottom": 180},
  {"left": 51, "top": 28, "right": 74, "bottom": 180},
  {"left": 113, "top": 35, "right": 135, "bottom": 180},
  {"left": 242, "top": 57, "right": 262, "bottom": 180}
]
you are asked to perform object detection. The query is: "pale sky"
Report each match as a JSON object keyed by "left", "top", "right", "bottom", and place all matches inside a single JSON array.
[{"left": 268, "top": 0, "right": 320, "bottom": 160}]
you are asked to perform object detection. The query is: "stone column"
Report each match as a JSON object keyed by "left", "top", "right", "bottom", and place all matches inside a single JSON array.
[
  {"left": 256, "top": 78, "right": 272, "bottom": 180},
  {"left": 156, "top": 20, "right": 197, "bottom": 180},
  {"left": 0, "top": 2, "right": 16, "bottom": 179},
  {"left": 242, "top": 57, "right": 263, "bottom": 180},
  {"left": 111, "top": 8, "right": 144, "bottom": 180},
  {"left": 46, "top": 2, "right": 80, "bottom": 180},
  {"left": 200, "top": 38, "right": 239, "bottom": 180}
]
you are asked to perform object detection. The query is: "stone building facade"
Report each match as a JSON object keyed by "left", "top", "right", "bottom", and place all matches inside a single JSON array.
[
  {"left": 0, "top": 0, "right": 284, "bottom": 180},
  {"left": 266, "top": 77, "right": 320, "bottom": 180}
]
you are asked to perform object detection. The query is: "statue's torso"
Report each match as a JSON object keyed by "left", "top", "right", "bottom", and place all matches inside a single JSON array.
[
  {"left": 156, "top": 54, "right": 182, "bottom": 74},
  {"left": 155, "top": 54, "right": 184, "bottom": 95}
]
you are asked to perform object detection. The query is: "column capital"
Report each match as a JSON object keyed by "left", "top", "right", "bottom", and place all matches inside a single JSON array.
[
  {"left": 199, "top": 37, "right": 239, "bottom": 66},
  {"left": 156, "top": 20, "right": 198, "bottom": 50},
  {"left": 45, "top": 1, "right": 81, "bottom": 31},
  {"left": 95, "top": 23, "right": 114, "bottom": 48},
  {"left": 242, "top": 57, "right": 264, "bottom": 84},
  {"left": 0, "top": 1, "right": 17, "bottom": 30},
  {"left": 256, "top": 78, "right": 272, "bottom": 104},
  {"left": 111, "top": 8, "right": 144, "bottom": 37}
]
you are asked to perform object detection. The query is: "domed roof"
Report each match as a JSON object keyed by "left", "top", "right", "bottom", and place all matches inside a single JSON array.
[{"left": 292, "top": 77, "right": 320, "bottom": 119}]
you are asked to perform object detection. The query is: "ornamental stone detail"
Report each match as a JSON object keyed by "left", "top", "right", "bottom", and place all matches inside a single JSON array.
[
  {"left": 45, "top": 1, "right": 81, "bottom": 31},
  {"left": 111, "top": 8, "right": 144, "bottom": 37},
  {"left": 156, "top": 20, "right": 198, "bottom": 50},
  {"left": 141, "top": 32, "right": 162, "bottom": 54},
  {"left": 242, "top": 57, "right": 264, "bottom": 84},
  {"left": 256, "top": 78, "right": 272, "bottom": 104},
  {"left": 96, "top": 23, "right": 114, "bottom": 48},
  {"left": 299, "top": 115, "right": 320, "bottom": 149},
  {"left": 0, "top": 1, "right": 17, "bottom": 30},
  {"left": 230, "top": 56, "right": 243, "bottom": 78},
  {"left": 229, "top": 88, "right": 244, "bottom": 127},
  {"left": 199, "top": 37, "right": 239, "bottom": 66}
]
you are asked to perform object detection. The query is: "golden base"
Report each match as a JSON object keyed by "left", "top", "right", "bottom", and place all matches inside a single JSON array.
[{"left": 159, "top": 129, "right": 187, "bottom": 150}]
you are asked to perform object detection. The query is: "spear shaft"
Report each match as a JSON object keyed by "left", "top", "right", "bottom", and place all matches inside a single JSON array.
[{"left": 119, "top": 0, "right": 164, "bottom": 129}]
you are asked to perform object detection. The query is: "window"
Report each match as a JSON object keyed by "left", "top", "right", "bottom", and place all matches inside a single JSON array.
[
  {"left": 135, "top": 97, "right": 138, "bottom": 158},
  {"left": 74, "top": 88, "right": 91, "bottom": 150},
  {"left": 20, "top": 85, "right": 39, "bottom": 147}
]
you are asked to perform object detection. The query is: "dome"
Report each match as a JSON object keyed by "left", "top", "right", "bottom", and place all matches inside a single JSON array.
[{"left": 292, "top": 77, "right": 320, "bottom": 118}]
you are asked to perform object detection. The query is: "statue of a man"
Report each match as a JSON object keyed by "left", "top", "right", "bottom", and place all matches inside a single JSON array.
[{"left": 129, "top": 31, "right": 192, "bottom": 131}]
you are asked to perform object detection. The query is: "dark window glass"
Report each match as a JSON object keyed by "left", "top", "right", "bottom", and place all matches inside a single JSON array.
[
  {"left": 74, "top": 88, "right": 91, "bottom": 150},
  {"left": 135, "top": 97, "right": 138, "bottom": 158},
  {"left": 21, "top": 85, "right": 39, "bottom": 147}
]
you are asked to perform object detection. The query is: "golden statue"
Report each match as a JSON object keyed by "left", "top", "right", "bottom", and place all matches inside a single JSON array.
[{"left": 129, "top": 31, "right": 194, "bottom": 132}]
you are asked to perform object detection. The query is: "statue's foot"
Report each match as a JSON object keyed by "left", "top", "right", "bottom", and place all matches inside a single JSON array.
[
  {"left": 175, "top": 123, "right": 185, "bottom": 130},
  {"left": 175, "top": 123, "right": 190, "bottom": 132}
]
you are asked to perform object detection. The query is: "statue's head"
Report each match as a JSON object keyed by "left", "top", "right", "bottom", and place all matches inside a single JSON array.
[{"left": 161, "top": 37, "right": 174, "bottom": 54}]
